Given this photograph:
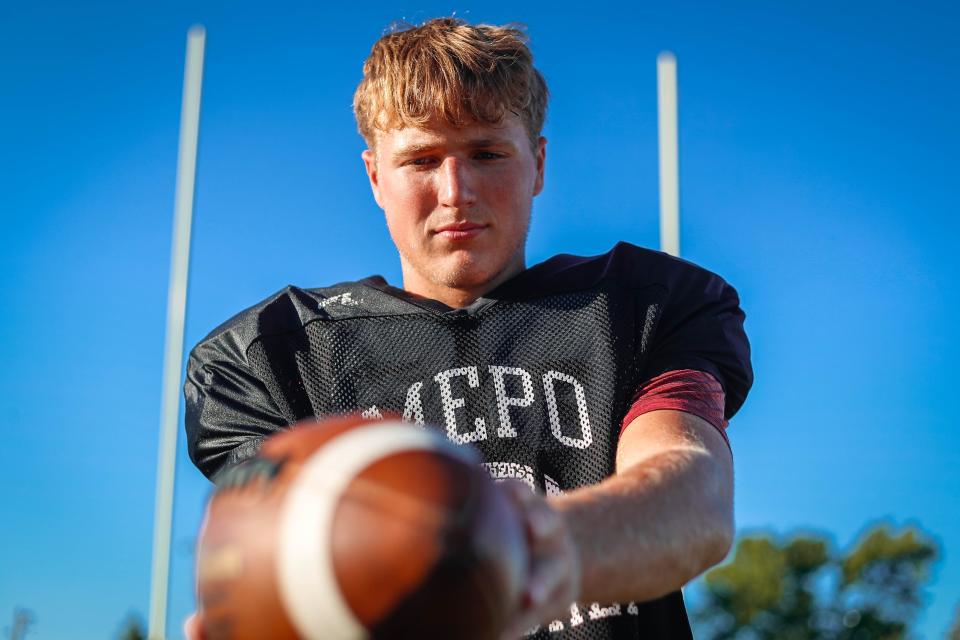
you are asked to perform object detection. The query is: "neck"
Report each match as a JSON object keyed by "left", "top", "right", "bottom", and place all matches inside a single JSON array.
[{"left": 401, "top": 261, "right": 525, "bottom": 309}]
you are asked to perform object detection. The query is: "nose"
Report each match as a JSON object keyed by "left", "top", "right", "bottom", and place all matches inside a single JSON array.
[{"left": 437, "top": 157, "right": 476, "bottom": 208}]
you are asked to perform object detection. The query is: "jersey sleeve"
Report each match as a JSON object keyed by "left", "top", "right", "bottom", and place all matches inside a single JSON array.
[
  {"left": 620, "top": 369, "right": 730, "bottom": 449},
  {"left": 642, "top": 263, "right": 753, "bottom": 421},
  {"left": 184, "top": 332, "right": 289, "bottom": 481}
]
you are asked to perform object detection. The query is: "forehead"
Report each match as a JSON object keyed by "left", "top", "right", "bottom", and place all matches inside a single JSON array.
[{"left": 376, "top": 113, "right": 526, "bottom": 154}]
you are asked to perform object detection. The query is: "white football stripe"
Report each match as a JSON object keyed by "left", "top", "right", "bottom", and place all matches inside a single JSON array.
[{"left": 276, "top": 421, "right": 456, "bottom": 640}]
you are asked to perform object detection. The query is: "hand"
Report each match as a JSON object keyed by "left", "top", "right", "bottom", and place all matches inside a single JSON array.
[
  {"left": 183, "top": 612, "right": 205, "bottom": 640},
  {"left": 498, "top": 480, "right": 581, "bottom": 639}
]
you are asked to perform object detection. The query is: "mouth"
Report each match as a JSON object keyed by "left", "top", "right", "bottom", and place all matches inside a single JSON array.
[{"left": 433, "top": 221, "right": 488, "bottom": 241}]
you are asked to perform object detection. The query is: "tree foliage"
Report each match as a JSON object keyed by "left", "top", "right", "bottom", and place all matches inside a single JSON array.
[
  {"left": 947, "top": 604, "right": 960, "bottom": 640},
  {"left": 4, "top": 608, "right": 35, "bottom": 640},
  {"left": 691, "top": 523, "right": 937, "bottom": 640},
  {"left": 115, "top": 613, "right": 146, "bottom": 640}
]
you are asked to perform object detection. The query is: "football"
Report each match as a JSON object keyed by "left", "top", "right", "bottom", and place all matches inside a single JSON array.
[{"left": 195, "top": 415, "right": 529, "bottom": 639}]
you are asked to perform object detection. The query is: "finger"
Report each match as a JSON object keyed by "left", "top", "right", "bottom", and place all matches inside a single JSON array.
[
  {"left": 526, "top": 499, "right": 562, "bottom": 540},
  {"left": 527, "top": 547, "right": 571, "bottom": 607},
  {"left": 500, "top": 616, "right": 540, "bottom": 640},
  {"left": 498, "top": 483, "right": 560, "bottom": 544},
  {"left": 524, "top": 533, "right": 581, "bottom": 626},
  {"left": 509, "top": 543, "right": 574, "bottom": 623},
  {"left": 542, "top": 557, "right": 579, "bottom": 618},
  {"left": 183, "top": 612, "right": 205, "bottom": 640}
]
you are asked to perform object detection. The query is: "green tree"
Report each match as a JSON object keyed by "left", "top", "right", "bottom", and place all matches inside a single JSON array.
[
  {"left": 691, "top": 523, "right": 937, "bottom": 640},
  {"left": 946, "top": 603, "right": 960, "bottom": 639},
  {"left": 4, "top": 608, "right": 35, "bottom": 640},
  {"left": 115, "top": 613, "right": 146, "bottom": 640}
]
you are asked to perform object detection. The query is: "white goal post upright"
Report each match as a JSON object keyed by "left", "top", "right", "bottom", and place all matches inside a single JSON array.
[
  {"left": 657, "top": 52, "right": 680, "bottom": 257},
  {"left": 149, "top": 25, "right": 206, "bottom": 640}
]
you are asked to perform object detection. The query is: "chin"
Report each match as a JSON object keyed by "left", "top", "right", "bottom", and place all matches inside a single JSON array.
[{"left": 433, "top": 254, "right": 505, "bottom": 290}]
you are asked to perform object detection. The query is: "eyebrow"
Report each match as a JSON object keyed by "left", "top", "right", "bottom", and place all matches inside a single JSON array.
[{"left": 393, "top": 137, "right": 515, "bottom": 158}]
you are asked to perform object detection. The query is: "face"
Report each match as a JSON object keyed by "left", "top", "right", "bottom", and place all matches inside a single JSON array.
[{"left": 362, "top": 113, "right": 546, "bottom": 305}]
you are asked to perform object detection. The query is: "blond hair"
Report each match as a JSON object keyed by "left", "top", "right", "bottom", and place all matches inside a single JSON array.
[{"left": 353, "top": 17, "right": 549, "bottom": 150}]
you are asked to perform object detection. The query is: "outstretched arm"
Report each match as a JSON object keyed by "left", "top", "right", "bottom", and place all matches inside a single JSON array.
[
  {"left": 559, "top": 409, "right": 733, "bottom": 603},
  {"left": 503, "top": 409, "right": 734, "bottom": 636}
]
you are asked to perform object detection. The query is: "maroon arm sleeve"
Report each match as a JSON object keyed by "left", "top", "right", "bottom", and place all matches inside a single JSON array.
[{"left": 620, "top": 369, "right": 730, "bottom": 450}]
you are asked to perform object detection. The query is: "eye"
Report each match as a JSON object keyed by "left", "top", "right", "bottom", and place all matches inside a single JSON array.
[
  {"left": 474, "top": 151, "right": 505, "bottom": 161},
  {"left": 406, "top": 156, "right": 438, "bottom": 168}
]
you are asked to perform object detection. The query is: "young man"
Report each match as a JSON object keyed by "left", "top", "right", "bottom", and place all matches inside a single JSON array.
[{"left": 185, "top": 17, "right": 752, "bottom": 639}]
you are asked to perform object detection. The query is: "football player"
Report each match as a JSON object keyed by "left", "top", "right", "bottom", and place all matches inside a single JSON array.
[{"left": 185, "top": 17, "right": 752, "bottom": 639}]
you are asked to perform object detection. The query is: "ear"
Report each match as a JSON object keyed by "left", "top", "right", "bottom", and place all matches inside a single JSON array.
[
  {"left": 532, "top": 136, "right": 547, "bottom": 197},
  {"left": 361, "top": 149, "right": 384, "bottom": 209}
]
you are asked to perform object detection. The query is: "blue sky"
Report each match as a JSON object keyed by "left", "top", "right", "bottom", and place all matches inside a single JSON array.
[{"left": 1, "top": 1, "right": 957, "bottom": 638}]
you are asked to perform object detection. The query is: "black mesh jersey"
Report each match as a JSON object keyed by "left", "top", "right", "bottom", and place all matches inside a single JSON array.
[{"left": 184, "top": 241, "right": 753, "bottom": 639}]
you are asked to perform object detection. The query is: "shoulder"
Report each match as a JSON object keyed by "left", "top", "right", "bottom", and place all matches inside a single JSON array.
[
  {"left": 507, "top": 241, "right": 737, "bottom": 301},
  {"left": 188, "top": 281, "right": 373, "bottom": 366},
  {"left": 603, "top": 241, "right": 733, "bottom": 294},
  {"left": 519, "top": 243, "right": 752, "bottom": 417}
]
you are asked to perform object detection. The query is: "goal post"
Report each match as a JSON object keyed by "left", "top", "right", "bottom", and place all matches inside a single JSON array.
[
  {"left": 657, "top": 52, "right": 680, "bottom": 257},
  {"left": 148, "top": 24, "right": 206, "bottom": 640}
]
